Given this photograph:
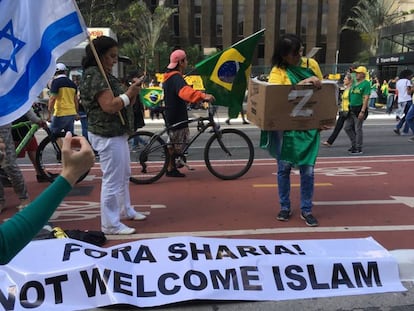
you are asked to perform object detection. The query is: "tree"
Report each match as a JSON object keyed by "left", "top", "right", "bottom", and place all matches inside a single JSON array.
[
  {"left": 76, "top": 0, "right": 124, "bottom": 27},
  {"left": 341, "top": 0, "right": 404, "bottom": 57},
  {"left": 113, "top": 1, "right": 176, "bottom": 72}
]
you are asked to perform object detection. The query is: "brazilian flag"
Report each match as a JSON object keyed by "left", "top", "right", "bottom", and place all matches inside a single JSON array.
[
  {"left": 195, "top": 29, "right": 264, "bottom": 118},
  {"left": 139, "top": 87, "right": 163, "bottom": 108}
]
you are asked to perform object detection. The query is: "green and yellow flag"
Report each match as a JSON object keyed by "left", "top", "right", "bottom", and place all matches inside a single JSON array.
[
  {"left": 195, "top": 29, "right": 264, "bottom": 118},
  {"left": 139, "top": 87, "right": 163, "bottom": 108}
]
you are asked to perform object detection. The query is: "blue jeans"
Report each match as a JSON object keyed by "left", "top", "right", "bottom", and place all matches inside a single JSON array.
[
  {"left": 396, "top": 101, "right": 412, "bottom": 134},
  {"left": 386, "top": 94, "right": 395, "bottom": 113},
  {"left": 405, "top": 101, "right": 414, "bottom": 134},
  {"left": 277, "top": 160, "right": 314, "bottom": 214},
  {"left": 50, "top": 115, "right": 76, "bottom": 136},
  {"left": 369, "top": 97, "right": 377, "bottom": 108},
  {"left": 78, "top": 111, "right": 88, "bottom": 139}
]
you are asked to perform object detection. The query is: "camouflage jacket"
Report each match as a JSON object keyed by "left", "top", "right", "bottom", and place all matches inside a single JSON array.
[{"left": 79, "top": 67, "right": 134, "bottom": 137}]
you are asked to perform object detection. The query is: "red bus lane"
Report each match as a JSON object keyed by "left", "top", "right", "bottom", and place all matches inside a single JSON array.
[{"left": 8, "top": 155, "right": 414, "bottom": 251}]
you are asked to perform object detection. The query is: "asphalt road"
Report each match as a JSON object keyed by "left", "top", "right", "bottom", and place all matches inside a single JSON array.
[
  {"left": 141, "top": 107, "right": 412, "bottom": 159},
  {"left": 12, "top": 108, "right": 414, "bottom": 311}
]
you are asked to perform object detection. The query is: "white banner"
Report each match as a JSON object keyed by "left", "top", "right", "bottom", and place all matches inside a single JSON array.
[{"left": 0, "top": 236, "right": 406, "bottom": 310}]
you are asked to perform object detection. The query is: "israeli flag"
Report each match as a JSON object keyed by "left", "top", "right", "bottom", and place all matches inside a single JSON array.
[{"left": 0, "top": 0, "right": 87, "bottom": 125}]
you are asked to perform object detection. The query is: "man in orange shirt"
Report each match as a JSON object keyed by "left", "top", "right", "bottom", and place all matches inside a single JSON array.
[{"left": 162, "top": 50, "right": 215, "bottom": 177}]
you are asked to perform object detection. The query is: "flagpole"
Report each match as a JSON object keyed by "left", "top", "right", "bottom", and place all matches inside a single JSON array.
[{"left": 88, "top": 36, "right": 125, "bottom": 125}]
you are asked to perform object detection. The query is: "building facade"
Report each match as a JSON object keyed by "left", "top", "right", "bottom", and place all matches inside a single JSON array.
[
  {"left": 372, "top": 18, "right": 414, "bottom": 81},
  {"left": 158, "top": 0, "right": 341, "bottom": 72},
  {"left": 145, "top": 0, "right": 414, "bottom": 76}
]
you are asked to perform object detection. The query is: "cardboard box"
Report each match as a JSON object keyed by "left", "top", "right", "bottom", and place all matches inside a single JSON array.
[{"left": 247, "top": 78, "right": 339, "bottom": 130}]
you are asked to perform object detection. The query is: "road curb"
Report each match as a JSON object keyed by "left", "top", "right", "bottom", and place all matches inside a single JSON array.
[{"left": 391, "top": 249, "right": 414, "bottom": 281}]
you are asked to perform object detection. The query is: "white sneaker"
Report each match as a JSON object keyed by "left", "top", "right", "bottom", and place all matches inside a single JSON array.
[
  {"left": 103, "top": 226, "right": 136, "bottom": 235},
  {"left": 130, "top": 212, "right": 147, "bottom": 221},
  {"left": 17, "top": 199, "right": 30, "bottom": 210}
]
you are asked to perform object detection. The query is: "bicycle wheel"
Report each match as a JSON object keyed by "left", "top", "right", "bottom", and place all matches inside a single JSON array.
[
  {"left": 204, "top": 128, "right": 254, "bottom": 180},
  {"left": 129, "top": 131, "right": 168, "bottom": 184},
  {"left": 36, "top": 132, "right": 89, "bottom": 183}
]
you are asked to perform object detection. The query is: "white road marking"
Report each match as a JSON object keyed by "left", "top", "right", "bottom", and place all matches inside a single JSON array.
[
  {"left": 106, "top": 225, "right": 414, "bottom": 240},
  {"left": 135, "top": 204, "right": 166, "bottom": 209},
  {"left": 314, "top": 196, "right": 414, "bottom": 208}
]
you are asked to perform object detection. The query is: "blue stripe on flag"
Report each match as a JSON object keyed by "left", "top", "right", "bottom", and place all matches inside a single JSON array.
[{"left": 0, "top": 12, "right": 83, "bottom": 117}]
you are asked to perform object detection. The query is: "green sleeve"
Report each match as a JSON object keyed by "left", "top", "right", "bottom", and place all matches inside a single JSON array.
[{"left": 0, "top": 176, "right": 72, "bottom": 264}]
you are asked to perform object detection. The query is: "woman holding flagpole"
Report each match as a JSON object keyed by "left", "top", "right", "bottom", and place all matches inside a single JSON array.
[
  {"left": 261, "top": 34, "right": 325, "bottom": 227},
  {"left": 80, "top": 36, "right": 146, "bottom": 235}
]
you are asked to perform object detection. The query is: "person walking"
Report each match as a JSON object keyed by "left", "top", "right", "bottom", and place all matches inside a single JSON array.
[
  {"left": 260, "top": 34, "right": 324, "bottom": 227},
  {"left": 393, "top": 69, "right": 413, "bottom": 136},
  {"left": 344, "top": 66, "right": 370, "bottom": 155},
  {"left": 79, "top": 36, "right": 146, "bottom": 235},
  {"left": 0, "top": 124, "right": 31, "bottom": 211},
  {"left": 386, "top": 77, "right": 397, "bottom": 114},
  {"left": 368, "top": 77, "right": 379, "bottom": 109},
  {"left": 48, "top": 63, "right": 79, "bottom": 136},
  {"left": 162, "top": 49, "right": 215, "bottom": 177},
  {"left": 323, "top": 73, "right": 353, "bottom": 146},
  {"left": 12, "top": 108, "right": 48, "bottom": 182}
]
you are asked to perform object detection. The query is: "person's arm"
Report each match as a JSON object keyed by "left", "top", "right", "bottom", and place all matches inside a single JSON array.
[
  {"left": 297, "top": 58, "right": 322, "bottom": 87},
  {"left": 48, "top": 95, "right": 56, "bottom": 116},
  {"left": 97, "top": 75, "right": 145, "bottom": 114},
  {"left": 74, "top": 91, "right": 79, "bottom": 114},
  {"left": 178, "top": 85, "right": 214, "bottom": 103},
  {"left": 0, "top": 133, "right": 94, "bottom": 265},
  {"left": 24, "top": 108, "right": 41, "bottom": 124},
  {"left": 407, "top": 82, "right": 413, "bottom": 95},
  {"left": 359, "top": 82, "right": 371, "bottom": 119},
  {"left": 0, "top": 176, "right": 72, "bottom": 264}
]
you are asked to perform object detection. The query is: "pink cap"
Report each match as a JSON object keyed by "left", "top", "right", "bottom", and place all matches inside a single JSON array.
[{"left": 167, "top": 49, "right": 186, "bottom": 69}]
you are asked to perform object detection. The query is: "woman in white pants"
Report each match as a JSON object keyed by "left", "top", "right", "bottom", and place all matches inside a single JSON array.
[{"left": 79, "top": 36, "right": 146, "bottom": 235}]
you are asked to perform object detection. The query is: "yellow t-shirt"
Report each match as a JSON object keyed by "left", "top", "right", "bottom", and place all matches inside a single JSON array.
[
  {"left": 341, "top": 88, "right": 350, "bottom": 112},
  {"left": 49, "top": 75, "right": 77, "bottom": 116},
  {"left": 268, "top": 57, "right": 323, "bottom": 84}
]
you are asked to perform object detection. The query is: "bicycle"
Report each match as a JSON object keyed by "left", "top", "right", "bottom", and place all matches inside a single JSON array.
[
  {"left": 2, "top": 102, "right": 88, "bottom": 184},
  {"left": 128, "top": 104, "right": 254, "bottom": 184}
]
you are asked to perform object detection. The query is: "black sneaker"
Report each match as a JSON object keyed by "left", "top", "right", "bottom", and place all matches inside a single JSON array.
[
  {"left": 36, "top": 175, "right": 50, "bottom": 183},
  {"left": 349, "top": 148, "right": 363, "bottom": 155},
  {"left": 166, "top": 169, "right": 186, "bottom": 177},
  {"left": 301, "top": 212, "right": 319, "bottom": 227},
  {"left": 393, "top": 128, "right": 400, "bottom": 135},
  {"left": 276, "top": 210, "right": 292, "bottom": 221}
]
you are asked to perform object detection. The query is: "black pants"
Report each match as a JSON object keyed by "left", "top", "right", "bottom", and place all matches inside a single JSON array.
[{"left": 326, "top": 112, "right": 348, "bottom": 145}]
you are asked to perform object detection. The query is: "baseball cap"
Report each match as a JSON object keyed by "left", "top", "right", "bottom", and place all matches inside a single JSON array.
[
  {"left": 167, "top": 50, "right": 186, "bottom": 69},
  {"left": 354, "top": 66, "right": 367, "bottom": 74},
  {"left": 56, "top": 63, "right": 67, "bottom": 71}
]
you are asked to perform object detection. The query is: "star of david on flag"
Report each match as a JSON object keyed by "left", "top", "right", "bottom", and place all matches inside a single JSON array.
[
  {"left": 0, "top": 0, "right": 87, "bottom": 125},
  {"left": 195, "top": 29, "right": 264, "bottom": 118}
]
